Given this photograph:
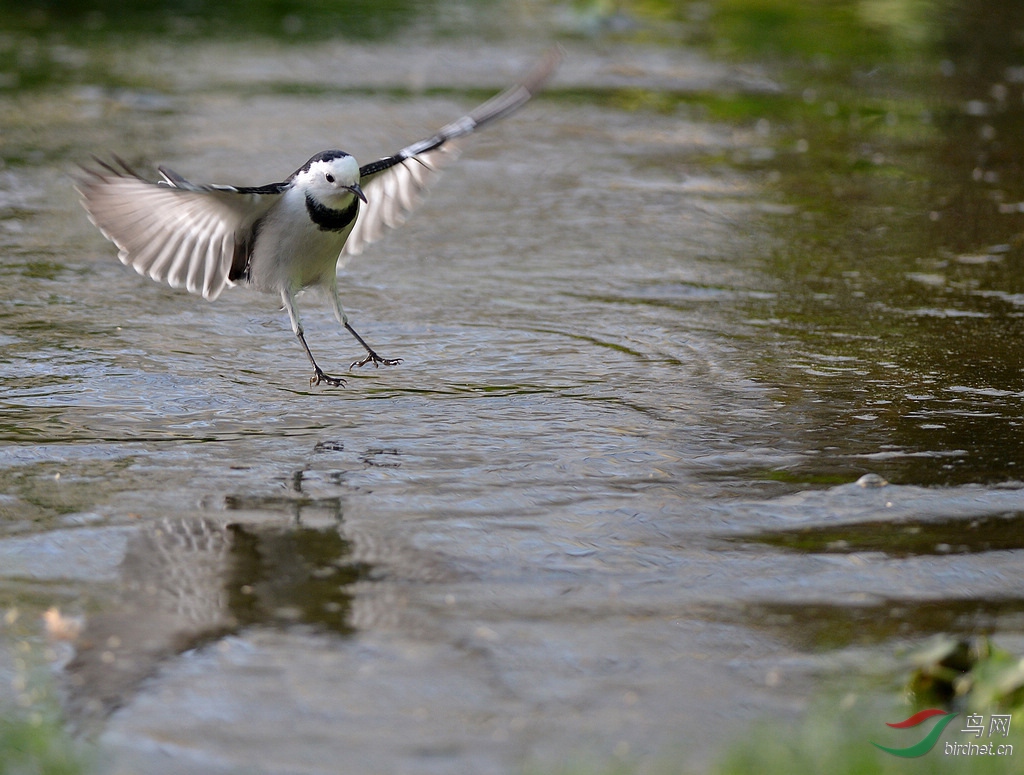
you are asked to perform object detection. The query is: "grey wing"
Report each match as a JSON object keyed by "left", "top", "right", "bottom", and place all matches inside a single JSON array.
[
  {"left": 76, "top": 158, "right": 282, "bottom": 300},
  {"left": 343, "top": 47, "right": 562, "bottom": 258}
]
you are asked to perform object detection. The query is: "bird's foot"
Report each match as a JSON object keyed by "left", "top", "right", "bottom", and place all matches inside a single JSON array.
[
  {"left": 310, "top": 368, "right": 346, "bottom": 387},
  {"left": 350, "top": 350, "right": 402, "bottom": 370}
]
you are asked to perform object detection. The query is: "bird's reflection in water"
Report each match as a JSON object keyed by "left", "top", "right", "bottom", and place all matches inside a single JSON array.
[
  {"left": 226, "top": 521, "right": 371, "bottom": 631},
  {"left": 63, "top": 516, "right": 371, "bottom": 728}
]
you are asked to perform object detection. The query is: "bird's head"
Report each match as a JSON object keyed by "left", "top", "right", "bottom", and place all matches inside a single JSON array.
[{"left": 295, "top": 151, "right": 366, "bottom": 207}]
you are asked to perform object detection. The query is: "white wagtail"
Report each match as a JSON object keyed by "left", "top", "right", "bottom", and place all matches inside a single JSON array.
[{"left": 77, "top": 49, "right": 560, "bottom": 387}]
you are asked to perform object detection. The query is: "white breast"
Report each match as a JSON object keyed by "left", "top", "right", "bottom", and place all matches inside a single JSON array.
[{"left": 246, "top": 187, "right": 355, "bottom": 294}]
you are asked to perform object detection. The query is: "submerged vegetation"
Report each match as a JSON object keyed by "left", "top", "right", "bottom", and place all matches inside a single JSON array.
[{"left": 0, "top": 714, "right": 87, "bottom": 775}]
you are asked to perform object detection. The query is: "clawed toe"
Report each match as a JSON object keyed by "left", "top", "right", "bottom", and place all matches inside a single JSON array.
[
  {"left": 310, "top": 368, "right": 346, "bottom": 387},
  {"left": 349, "top": 351, "right": 403, "bottom": 370}
]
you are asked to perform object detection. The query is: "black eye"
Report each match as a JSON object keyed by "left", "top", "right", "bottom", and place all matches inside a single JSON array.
[{"left": 325, "top": 173, "right": 335, "bottom": 183}]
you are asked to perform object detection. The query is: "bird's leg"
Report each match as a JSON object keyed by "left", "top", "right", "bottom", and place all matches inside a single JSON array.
[
  {"left": 344, "top": 321, "right": 402, "bottom": 369},
  {"left": 282, "top": 289, "right": 346, "bottom": 387},
  {"left": 297, "top": 328, "right": 346, "bottom": 387},
  {"left": 328, "top": 284, "right": 402, "bottom": 370}
]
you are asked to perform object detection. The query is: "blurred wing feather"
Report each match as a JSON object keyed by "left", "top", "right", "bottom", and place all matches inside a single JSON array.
[
  {"left": 343, "top": 47, "right": 561, "bottom": 258},
  {"left": 76, "top": 158, "right": 282, "bottom": 300}
]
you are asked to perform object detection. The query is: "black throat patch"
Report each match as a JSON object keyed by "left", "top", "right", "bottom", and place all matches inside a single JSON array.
[{"left": 305, "top": 193, "right": 360, "bottom": 232}]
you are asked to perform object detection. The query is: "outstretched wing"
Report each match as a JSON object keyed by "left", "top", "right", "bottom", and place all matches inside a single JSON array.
[
  {"left": 343, "top": 47, "right": 562, "bottom": 257},
  {"left": 76, "top": 158, "right": 285, "bottom": 300}
]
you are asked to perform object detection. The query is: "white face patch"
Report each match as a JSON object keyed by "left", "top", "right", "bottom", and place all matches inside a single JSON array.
[
  {"left": 308, "top": 155, "right": 358, "bottom": 188},
  {"left": 302, "top": 155, "right": 362, "bottom": 207},
  {"left": 331, "top": 155, "right": 360, "bottom": 187}
]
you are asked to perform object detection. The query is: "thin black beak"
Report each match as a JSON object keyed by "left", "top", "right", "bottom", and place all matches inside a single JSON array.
[{"left": 346, "top": 183, "right": 367, "bottom": 203}]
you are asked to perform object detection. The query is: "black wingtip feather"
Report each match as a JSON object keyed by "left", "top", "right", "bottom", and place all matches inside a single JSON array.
[
  {"left": 358, "top": 48, "right": 562, "bottom": 180},
  {"left": 462, "top": 46, "right": 563, "bottom": 130}
]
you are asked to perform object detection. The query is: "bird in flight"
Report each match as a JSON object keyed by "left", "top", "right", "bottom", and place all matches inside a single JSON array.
[{"left": 77, "top": 49, "right": 561, "bottom": 387}]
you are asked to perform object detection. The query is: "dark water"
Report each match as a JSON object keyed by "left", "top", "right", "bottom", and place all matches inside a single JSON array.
[{"left": 2, "top": 1, "right": 1024, "bottom": 772}]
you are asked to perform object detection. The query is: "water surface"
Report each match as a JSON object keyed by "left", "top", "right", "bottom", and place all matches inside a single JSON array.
[{"left": 2, "top": 2, "right": 1024, "bottom": 772}]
